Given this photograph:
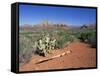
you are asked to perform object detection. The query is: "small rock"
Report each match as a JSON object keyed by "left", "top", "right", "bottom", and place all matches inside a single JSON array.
[{"left": 66, "top": 50, "right": 72, "bottom": 54}]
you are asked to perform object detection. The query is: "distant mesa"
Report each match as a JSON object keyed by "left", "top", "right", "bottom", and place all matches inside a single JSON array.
[
  {"left": 20, "top": 21, "right": 96, "bottom": 31},
  {"left": 36, "top": 20, "right": 69, "bottom": 28},
  {"left": 20, "top": 20, "right": 70, "bottom": 30}
]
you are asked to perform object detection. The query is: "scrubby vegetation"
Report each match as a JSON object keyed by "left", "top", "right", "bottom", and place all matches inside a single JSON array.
[
  {"left": 77, "top": 29, "right": 96, "bottom": 48},
  {"left": 19, "top": 35, "right": 34, "bottom": 64},
  {"left": 19, "top": 24, "right": 96, "bottom": 65},
  {"left": 56, "top": 30, "right": 77, "bottom": 48}
]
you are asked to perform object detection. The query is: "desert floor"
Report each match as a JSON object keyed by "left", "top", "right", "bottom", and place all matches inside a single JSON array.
[{"left": 19, "top": 41, "right": 96, "bottom": 72}]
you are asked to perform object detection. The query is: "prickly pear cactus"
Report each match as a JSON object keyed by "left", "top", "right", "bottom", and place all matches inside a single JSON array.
[
  {"left": 34, "top": 34, "right": 57, "bottom": 57},
  {"left": 50, "top": 39, "right": 56, "bottom": 50}
]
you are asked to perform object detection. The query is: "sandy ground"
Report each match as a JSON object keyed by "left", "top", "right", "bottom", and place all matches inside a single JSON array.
[{"left": 19, "top": 41, "right": 96, "bottom": 72}]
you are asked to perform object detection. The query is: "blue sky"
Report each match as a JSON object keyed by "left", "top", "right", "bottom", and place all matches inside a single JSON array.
[{"left": 19, "top": 4, "right": 96, "bottom": 26}]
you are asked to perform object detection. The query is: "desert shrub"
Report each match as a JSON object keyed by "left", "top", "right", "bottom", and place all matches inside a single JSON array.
[
  {"left": 56, "top": 30, "right": 77, "bottom": 48},
  {"left": 87, "top": 32, "right": 96, "bottom": 48},
  {"left": 76, "top": 29, "right": 96, "bottom": 48},
  {"left": 77, "top": 29, "right": 92, "bottom": 42},
  {"left": 79, "top": 32, "right": 89, "bottom": 42},
  {"left": 19, "top": 35, "right": 35, "bottom": 64}
]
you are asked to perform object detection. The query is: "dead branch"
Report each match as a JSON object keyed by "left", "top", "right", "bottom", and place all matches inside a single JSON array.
[{"left": 35, "top": 50, "right": 72, "bottom": 64}]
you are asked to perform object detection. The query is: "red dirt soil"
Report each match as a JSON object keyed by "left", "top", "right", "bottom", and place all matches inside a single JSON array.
[{"left": 19, "top": 42, "right": 96, "bottom": 71}]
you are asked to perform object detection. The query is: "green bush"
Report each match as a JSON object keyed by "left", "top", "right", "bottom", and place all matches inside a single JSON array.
[
  {"left": 19, "top": 35, "right": 35, "bottom": 64},
  {"left": 79, "top": 32, "right": 89, "bottom": 42},
  {"left": 87, "top": 32, "right": 96, "bottom": 48},
  {"left": 76, "top": 29, "right": 96, "bottom": 48},
  {"left": 56, "top": 30, "right": 77, "bottom": 48}
]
